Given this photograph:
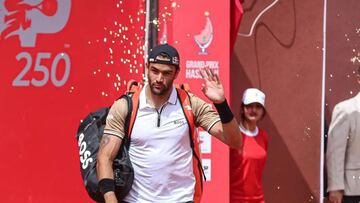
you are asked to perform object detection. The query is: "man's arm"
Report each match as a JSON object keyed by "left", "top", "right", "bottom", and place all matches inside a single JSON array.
[
  {"left": 97, "top": 135, "right": 122, "bottom": 202},
  {"left": 208, "top": 119, "right": 241, "bottom": 149},
  {"left": 96, "top": 98, "right": 128, "bottom": 203},
  {"left": 326, "top": 103, "right": 349, "bottom": 203},
  {"left": 199, "top": 68, "right": 242, "bottom": 149}
]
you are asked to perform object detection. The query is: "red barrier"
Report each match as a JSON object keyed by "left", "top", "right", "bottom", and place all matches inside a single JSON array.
[{"left": 0, "top": 1, "right": 145, "bottom": 202}]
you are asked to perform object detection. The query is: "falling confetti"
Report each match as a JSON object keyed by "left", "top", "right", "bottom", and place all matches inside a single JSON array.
[{"left": 84, "top": 1, "right": 146, "bottom": 97}]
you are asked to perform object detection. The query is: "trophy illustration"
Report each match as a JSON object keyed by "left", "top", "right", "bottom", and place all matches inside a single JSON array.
[{"left": 194, "top": 12, "right": 213, "bottom": 55}]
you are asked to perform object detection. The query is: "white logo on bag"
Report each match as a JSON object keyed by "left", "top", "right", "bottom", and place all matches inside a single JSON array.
[
  {"left": 78, "top": 133, "right": 94, "bottom": 170},
  {"left": 0, "top": 0, "right": 71, "bottom": 47}
]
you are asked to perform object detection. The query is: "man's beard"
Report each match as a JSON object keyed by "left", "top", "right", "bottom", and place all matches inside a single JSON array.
[{"left": 149, "top": 81, "right": 171, "bottom": 95}]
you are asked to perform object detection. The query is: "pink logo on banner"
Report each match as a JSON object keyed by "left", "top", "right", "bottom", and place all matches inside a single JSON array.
[
  {"left": 194, "top": 13, "right": 213, "bottom": 55},
  {"left": 0, "top": 0, "right": 71, "bottom": 47}
]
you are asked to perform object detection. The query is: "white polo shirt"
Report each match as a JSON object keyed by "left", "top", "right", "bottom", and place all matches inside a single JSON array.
[
  {"left": 124, "top": 86, "right": 195, "bottom": 203},
  {"left": 104, "top": 85, "right": 221, "bottom": 202}
]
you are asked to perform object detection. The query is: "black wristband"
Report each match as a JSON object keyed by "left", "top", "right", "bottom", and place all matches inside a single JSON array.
[
  {"left": 98, "top": 178, "right": 115, "bottom": 195},
  {"left": 214, "top": 99, "right": 234, "bottom": 124}
]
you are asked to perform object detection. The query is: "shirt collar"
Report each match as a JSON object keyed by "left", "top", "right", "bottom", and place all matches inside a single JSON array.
[
  {"left": 239, "top": 123, "right": 259, "bottom": 137},
  {"left": 139, "top": 84, "right": 177, "bottom": 109}
]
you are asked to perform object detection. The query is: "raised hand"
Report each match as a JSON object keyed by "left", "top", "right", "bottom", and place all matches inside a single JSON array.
[{"left": 200, "top": 67, "right": 225, "bottom": 104}]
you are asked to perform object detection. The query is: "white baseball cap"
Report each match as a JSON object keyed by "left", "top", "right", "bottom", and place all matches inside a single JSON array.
[{"left": 242, "top": 88, "right": 266, "bottom": 107}]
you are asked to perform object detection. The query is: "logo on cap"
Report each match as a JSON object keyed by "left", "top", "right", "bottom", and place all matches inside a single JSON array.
[
  {"left": 172, "top": 56, "right": 179, "bottom": 65},
  {"left": 156, "top": 54, "right": 171, "bottom": 62}
]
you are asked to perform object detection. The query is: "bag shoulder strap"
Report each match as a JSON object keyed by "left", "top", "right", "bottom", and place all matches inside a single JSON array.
[
  {"left": 126, "top": 79, "right": 143, "bottom": 94},
  {"left": 127, "top": 88, "right": 141, "bottom": 138},
  {"left": 176, "top": 88, "right": 195, "bottom": 141},
  {"left": 123, "top": 82, "right": 189, "bottom": 140},
  {"left": 119, "top": 94, "right": 132, "bottom": 140},
  {"left": 114, "top": 87, "right": 140, "bottom": 151},
  {"left": 176, "top": 88, "right": 206, "bottom": 182},
  {"left": 175, "top": 83, "right": 190, "bottom": 92},
  {"left": 116, "top": 80, "right": 143, "bottom": 140}
]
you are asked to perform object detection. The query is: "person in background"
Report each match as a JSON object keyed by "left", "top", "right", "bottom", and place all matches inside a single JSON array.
[
  {"left": 326, "top": 67, "right": 360, "bottom": 203},
  {"left": 230, "top": 88, "right": 268, "bottom": 203}
]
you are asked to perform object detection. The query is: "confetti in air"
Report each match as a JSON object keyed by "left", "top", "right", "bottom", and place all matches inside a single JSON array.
[
  {"left": 85, "top": 1, "right": 146, "bottom": 97},
  {"left": 82, "top": 1, "right": 181, "bottom": 98}
]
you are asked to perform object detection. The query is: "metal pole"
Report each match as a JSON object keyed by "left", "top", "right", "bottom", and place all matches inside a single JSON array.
[
  {"left": 144, "top": 0, "right": 158, "bottom": 81},
  {"left": 149, "top": 0, "right": 159, "bottom": 48}
]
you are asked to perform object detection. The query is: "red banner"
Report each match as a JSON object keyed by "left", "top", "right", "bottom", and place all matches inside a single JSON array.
[
  {"left": 0, "top": 0, "right": 231, "bottom": 202},
  {"left": 157, "top": 1, "right": 231, "bottom": 202},
  {"left": 0, "top": 0, "right": 145, "bottom": 202}
]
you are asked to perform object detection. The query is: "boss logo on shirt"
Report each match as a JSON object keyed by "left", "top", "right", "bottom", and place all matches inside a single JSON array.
[{"left": 173, "top": 119, "right": 186, "bottom": 125}]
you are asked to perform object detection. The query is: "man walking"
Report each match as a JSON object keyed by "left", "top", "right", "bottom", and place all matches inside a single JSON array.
[{"left": 97, "top": 44, "right": 242, "bottom": 203}]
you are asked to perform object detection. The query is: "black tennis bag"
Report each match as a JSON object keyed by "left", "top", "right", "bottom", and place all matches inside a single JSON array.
[{"left": 76, "top": 95, "right": 134, "bottom": 202}]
